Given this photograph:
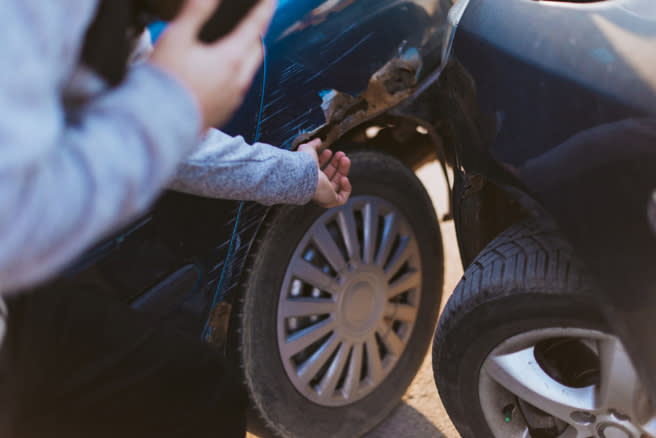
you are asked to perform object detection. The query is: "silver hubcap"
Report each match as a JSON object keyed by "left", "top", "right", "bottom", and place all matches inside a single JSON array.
[
  {"left": 478, "top": 328, "right": 656, "bottom": 437},
  {"left": 277, "top": 196, "right": 422, "bottom": 407}
]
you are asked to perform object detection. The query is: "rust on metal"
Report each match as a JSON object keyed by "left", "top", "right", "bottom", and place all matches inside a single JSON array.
[
  {"left": 293, "top": 47, "right": 423, "bottom": 149},
  {"left": 204, "top": 301, "right": 232, "bottom": 348}
]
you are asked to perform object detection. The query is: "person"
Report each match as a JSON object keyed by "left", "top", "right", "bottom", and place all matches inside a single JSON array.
[
  {"left": 0, "top": 0, "right": 351, "bottom": 437},
  {"left": 128, "top": 27, "right": 352, "bottom": 209}
]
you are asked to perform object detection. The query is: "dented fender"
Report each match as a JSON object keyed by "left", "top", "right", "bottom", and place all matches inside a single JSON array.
[
  {"left": 292, "top": 47, "right": 423, "bottom": 148},
  {"left": 255, "top": 0, "right": 453, "bottom": 151}
]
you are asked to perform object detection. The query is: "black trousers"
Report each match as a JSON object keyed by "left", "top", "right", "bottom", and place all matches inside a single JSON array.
[{"left": 0, "top": 281, "right": 247, "bottom": 438}]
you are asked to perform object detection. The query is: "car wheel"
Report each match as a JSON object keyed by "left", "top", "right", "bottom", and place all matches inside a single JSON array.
[
  {"left": 233, "top": 151, "right": 444, "bottom": 438},
  {"left": 433, "top": 219, "right": 656, "bottom": 438}
]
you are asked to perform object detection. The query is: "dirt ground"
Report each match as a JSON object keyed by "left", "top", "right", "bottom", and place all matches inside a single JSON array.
[{"left": 248, "top": 162, "right": 463, "bottom": 438}]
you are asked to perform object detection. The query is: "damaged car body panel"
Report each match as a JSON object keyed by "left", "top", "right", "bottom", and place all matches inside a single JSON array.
[
  {"left": 292, "top": 46, "right": 425, "bottom": 148},
  {"left": 440, "top": 0, "right": 656, "bottom": 400},
  {"left": 62, "top": 0, "right": 456, "bottom": 348},
  {"left": 198, "top": 0, "right": 457, "bottom": 337},
  {"left": 259, "top": 0, "right": 452, "bottom": 149}
]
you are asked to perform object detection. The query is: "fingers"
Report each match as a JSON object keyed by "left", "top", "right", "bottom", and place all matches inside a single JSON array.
[
  {"left": 301, "top": 138, "right": 322, "bottom": 155},
  {"left": 335, "top": 153, "right": 351, "bottom": 180},
  {"left": 326, "top": 153, "right": 350, "bottom": 190},
  {"left": 235, "top": 39, "right": 266, "bottom": 91},
  {"left": 331, "top": 154, "right": 351, "bottom": 203},
  {"left": 313, "top": 174, "right": 351, "bottom": 208},
  {"left": 298, "top": 138, "right": 324, "bottom": 165},
  {"left": 322, "top": 151, "right": 341, "bottom": 180},
  {"left": 310, "top": 147, "right": 351, "bottom": 208},
  {"left": 307, "top": 138, "right": 323, "bottom": 151},
  {"left": 143, "top": 0, "right": 187, "bottom": 20},
  {"left": 174, "top": 0, "right": 222, "bottom": 39},
  {"left": 319, "top": 149, "right": 333, "bottom": 169},
  {"left": 208, "top": 0, "right": 276, "bottom": 86},
  {"left": 228, "top": 0, "right": 277, "bottom": 43},
  {"left": 319, "top": 151, "right": 350, "bottom": 194},
  {"left": 336, "top": 176, "right": 353, "bottom": 205}
]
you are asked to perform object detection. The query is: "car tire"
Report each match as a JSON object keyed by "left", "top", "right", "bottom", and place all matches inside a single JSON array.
[
  {"left": 233, "top": 151, "right": 444, "bottom": 438},
  {"left": 431, "top": 218, "right": 652, "bottom": 438}
]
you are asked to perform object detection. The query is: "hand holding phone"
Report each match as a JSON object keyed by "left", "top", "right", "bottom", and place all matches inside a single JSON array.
[{"left": 149, "top": 0, "right": 276, "bottom": 129}]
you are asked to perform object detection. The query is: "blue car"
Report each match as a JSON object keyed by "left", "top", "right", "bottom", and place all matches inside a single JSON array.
[
  {"left": 66, "top": 1, "right": 457, "bottom": 437},
  {"left": 431, "top": 1, "right": 656, "bottom": 437}
]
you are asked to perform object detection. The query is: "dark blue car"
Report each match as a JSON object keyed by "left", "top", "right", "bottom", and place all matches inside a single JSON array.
[
  {"left": 66, "top": 1, "right": 457, "bottom": 437},
  {"left": 431, "top": 1, "right": 656, "bottom": 437}
]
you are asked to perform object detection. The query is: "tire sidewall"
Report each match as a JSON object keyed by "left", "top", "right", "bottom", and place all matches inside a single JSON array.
[
  {"left": 435, "top": 292, "right": 609, "bottom": 438},
  {"left": 240, "top": 152, "right": 444, "bottom": 438}
]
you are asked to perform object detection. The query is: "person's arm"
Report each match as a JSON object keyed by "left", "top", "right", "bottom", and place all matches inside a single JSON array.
[
  {"left": 135, "top": 31, "right": 317, "bottom": 206},
  {"left": 170, "top": 132, "right": 352, "bottom": 207},
  {"left": 170, "top": 130, "right": 318, "bottom": 205},
  {"left": 0, "top": 0, "right": 275, "bottom": 294},
  {"left": 136, "top": 28, "right": 351, "bottom": 208}
]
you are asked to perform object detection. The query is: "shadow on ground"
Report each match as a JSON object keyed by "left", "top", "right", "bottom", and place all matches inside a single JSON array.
[
  {"left": 247, "top": 399, "right": 452, "bottom": 438},
  {"left": 365, "top": 401, "right": 451, "bottom": 438}
]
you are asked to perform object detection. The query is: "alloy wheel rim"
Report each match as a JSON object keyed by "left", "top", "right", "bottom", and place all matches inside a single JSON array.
[
  {"left": 277, "top": 196, "right": 422, "bottom": 407},
  {"left": 478, "top": 328, "right": 656, "bottom": 438}
]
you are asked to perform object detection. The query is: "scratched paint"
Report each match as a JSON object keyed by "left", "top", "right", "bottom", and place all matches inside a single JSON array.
[
  {"left": 258, "top": 0, "right": 451, "bottom": 150},
  {"left": 209, "top": 0, "right": 452, "bottom": 331},
  {"left": 293, "top": 46, "right": 424, "bottom": 149}
]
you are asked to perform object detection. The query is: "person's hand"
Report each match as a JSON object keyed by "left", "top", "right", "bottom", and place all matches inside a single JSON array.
[
  {"left": 149, "top": 0, "right": 276, "bottom": 130},
  {"left": 298, "top": 139, "right": 352, "bottom": 208}
]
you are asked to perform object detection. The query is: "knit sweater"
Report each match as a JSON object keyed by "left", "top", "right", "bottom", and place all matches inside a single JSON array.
[{"left": 0, "top": 0, "right": 317, "bottom": 295}]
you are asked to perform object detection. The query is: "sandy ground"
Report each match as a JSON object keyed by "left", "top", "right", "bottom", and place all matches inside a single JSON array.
[{"left": 248, "top": 161, "right": 463, "bottom": 438}]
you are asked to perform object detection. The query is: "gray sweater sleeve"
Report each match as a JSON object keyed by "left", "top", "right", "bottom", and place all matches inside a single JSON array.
[
  {"left": 128, "top": 31, "right": 319, "bottom": 206},
  {"left": 169, "top": 130, "right": 319, "bottom": 206},
  {"left": 0, "top": 1, "right": 201, "bottom": 294}
]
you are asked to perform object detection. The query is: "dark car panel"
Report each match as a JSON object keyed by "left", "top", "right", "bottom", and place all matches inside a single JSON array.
[
  {"left": 260, "top": 0, "right": 452, "bottom": 148},
  {"left": 63, "top": 0, "right": 452, "bottom": 343},
  {"left": 191, "top": 0, "right": 454, "bottom": 340},
  {"left": 445, "top": 0, "right": 656, "bottom": 400},
  {"left": 455, "top": 0, "right": 655, "bottom": 169}
]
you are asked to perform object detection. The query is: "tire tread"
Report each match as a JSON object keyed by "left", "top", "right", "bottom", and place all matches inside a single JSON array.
[
  {"left": 432, "top": 217, "right": 596, "bottom": 437},
  {"left": 435, "top": 218, "right": 588, "bottom": 370}
]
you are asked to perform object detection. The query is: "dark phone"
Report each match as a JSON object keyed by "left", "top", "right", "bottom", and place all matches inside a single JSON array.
[
  {"left": 198, "top": 0, "right": 261, "bottom": 42},
  {"left": 137, "top": 0, "right": 260, "bottom": 42}
]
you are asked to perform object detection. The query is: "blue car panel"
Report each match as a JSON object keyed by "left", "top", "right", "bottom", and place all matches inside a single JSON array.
[
  {"left": 444, "top": 0, "right": 656, "bottom": 406},
  {"left": 67, "top": 0, "right": 451, "bottom": 343}
]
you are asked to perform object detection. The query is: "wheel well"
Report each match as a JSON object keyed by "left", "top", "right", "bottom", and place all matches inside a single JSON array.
[
  {"left": 339, "top": 115, "right": 452, "bottom": 171},
  {"left": 454, "top": 172, "right": 530, "bottom": 268},
  {"left": 335, "top": 113, "right": 530, "bottom": 267}
]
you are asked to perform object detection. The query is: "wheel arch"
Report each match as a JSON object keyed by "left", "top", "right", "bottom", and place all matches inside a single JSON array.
[
  {"left": 337, "top": 114, "right": 452, "bottom": 171},
  {"left": 453, "top": 172, "right": 530, "bottom": 269},
  {"left": 224, "top": 105, "right": 454, "bottom": 350}
]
